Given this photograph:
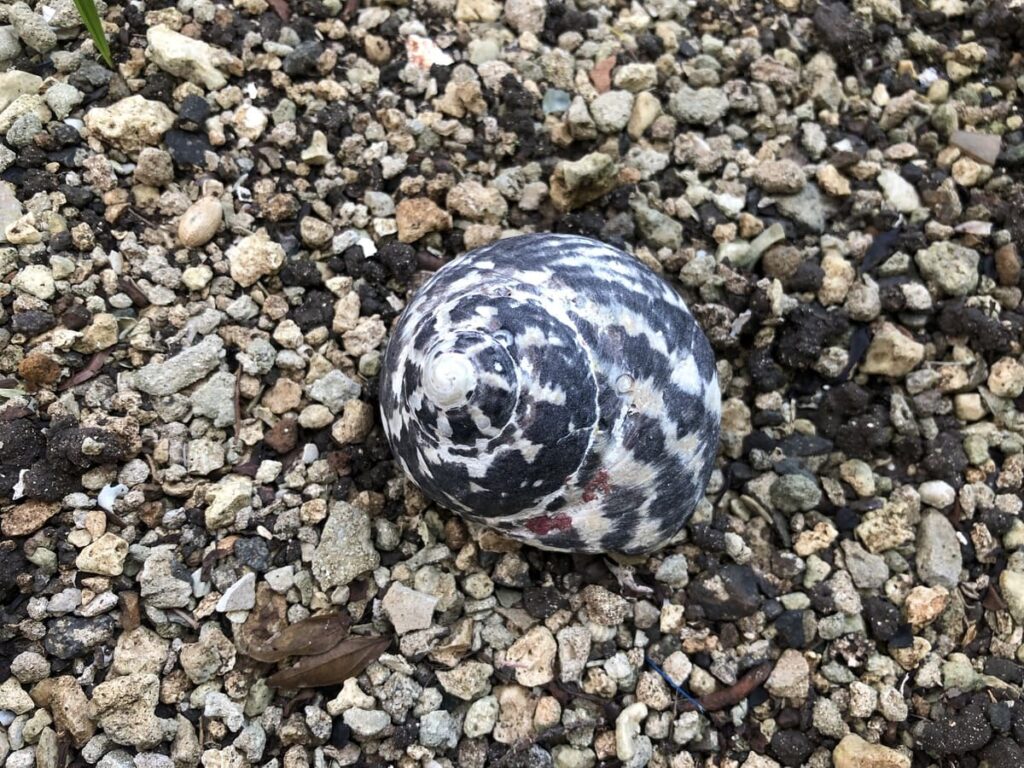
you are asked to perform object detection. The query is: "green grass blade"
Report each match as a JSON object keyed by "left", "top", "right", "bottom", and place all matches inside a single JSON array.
[{"left": 71, "top": 0, "right": 113, "bottom": 67}]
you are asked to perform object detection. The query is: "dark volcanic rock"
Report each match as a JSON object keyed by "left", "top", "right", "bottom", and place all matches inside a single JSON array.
[
  {"left": 915, "top": 703, "right": 992, "bottom": 756},
  {"left": 44, "top": 615, "right": 117, "bottom": 660},
  {"left": 688, "top": 564, "right": 763, "bottom": 621}
]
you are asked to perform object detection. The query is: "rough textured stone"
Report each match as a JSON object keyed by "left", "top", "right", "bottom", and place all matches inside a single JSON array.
[{"left": 311, "top": 502, "right": 380, "bottom": 590}]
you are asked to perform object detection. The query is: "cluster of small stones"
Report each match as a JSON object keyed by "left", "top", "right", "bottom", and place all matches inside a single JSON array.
[{"left": 2, "top": 0, "right": 1024, "bottom": 767}]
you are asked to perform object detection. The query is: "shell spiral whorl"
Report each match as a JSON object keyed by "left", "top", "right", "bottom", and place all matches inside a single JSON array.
[{"left": 380, "top": 234, "right": 721, "bottom": 555}]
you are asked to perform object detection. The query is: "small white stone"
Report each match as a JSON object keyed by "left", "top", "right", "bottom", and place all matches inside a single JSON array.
[{"left": 216, "top": 572, "right": 256, "bottom": 613}]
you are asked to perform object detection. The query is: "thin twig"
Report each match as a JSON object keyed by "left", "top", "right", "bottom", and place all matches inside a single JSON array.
[
  {"left": 680, "top": 661, "right": 772, "bottom": 713},
  {"left": 58, "top": 348, "right": 113, "bottom": 391}
]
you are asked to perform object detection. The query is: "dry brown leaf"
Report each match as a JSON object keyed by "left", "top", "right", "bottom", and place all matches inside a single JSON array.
[
  {"left": 246, "top": 613, "right": 353, "bottom": 663},
  {"left": 235, "top": 583, "right": 288, "bottom": 660},
  {"left": 267, "top": 634, "right": 391, "bottom": 689}
]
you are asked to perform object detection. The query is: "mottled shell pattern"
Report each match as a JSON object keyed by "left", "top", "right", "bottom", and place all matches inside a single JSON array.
[{"left": 379, "top": 234, "right": 721, "bottom": 555}]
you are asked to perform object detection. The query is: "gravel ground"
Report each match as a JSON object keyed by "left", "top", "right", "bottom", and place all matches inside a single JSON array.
[{"left": 2, "top": 0, "right": 1024, "bottom": 767}]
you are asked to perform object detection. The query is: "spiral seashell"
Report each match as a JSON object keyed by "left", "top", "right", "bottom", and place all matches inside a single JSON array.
[{"left": 379, "top": 234, "right": 721, "bottom": 555}]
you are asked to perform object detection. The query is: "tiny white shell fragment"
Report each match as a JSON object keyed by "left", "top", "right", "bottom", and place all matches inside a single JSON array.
[
  {"left": 98, "top": 483, "right": 129, "bottom": 512},
  {"left": 406, "top": 35, "right": 453, "bottom": 70},
  {"left": 12, "top": 469, "right": 27, "bottom": 500}
]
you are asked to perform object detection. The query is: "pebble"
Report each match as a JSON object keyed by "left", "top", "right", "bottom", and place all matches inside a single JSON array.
[
  {"left": 215, "top": 572, "right": 256, "bottom": 613},
  {"left": 689, "top": 565, "right": 762, "bottom": 620},
  {"left": 988, "top": 357, "right": 1024, "bottom": 399},
  {"left": 147, "top": 25, "right": 233, "bottom": 90},
  {"left": 419, "top": 710, "right": 457, "bottom": 749},
  {"left": 818, "top": 164, "right": 852, "bottom": 196},
  {"left": 0, "top": 678, "right": 34, "bottom": 714},
  {"left": 0, "top": 27, "right": 19, "bottom": 62},
  {"left": 915, "top": 241, "right": 979, "bottom": 296},
  {"left": 45, "top": 615, "right": 116, "bottom": 660},
  {"left": 915, "top": 510, "right": 962, "bottom": 589},
  {"left": 506, "top": 626, "right": 557, "bottom": 686},
  {"left": 90, "top": 673, "right": 164, "bottom": 749},
  {"left": 668, "top": 85, "right": 729, "bottom": 125},
  {"left": 655, "top": 554, "right": 689, "bottom": 587},
  {"left": 999, "top": 570, "right": 1024, "bottom": 623},
  {"left": 396, "top": 198, "right": 451, "bottom": 242},
  {"left": 437, "top": 662, "right": 494, "bottom": 700},
  {"left": 590, "top": 91, "right": 634, "bottom": 133},
  {"left": 765, "top": 650, "right": 810, "bottom": 700},
  {"left": 0, "top": 180, "right": 21, "bottom": 241},
  {"left": 859, "top": 322, "right": 925, "bottom": 377},
  {"left": 12, "top": 264, "right": 55, "bottom": 300},
  {"left": 11, "top": 652, "right": 49, "bottom": 684},
  {"left": 139, "top": 546, "right": 193, "bottom": 608},
  {"left": 556, "top": 626, "right": 591, "bottom": 683},
  {"left": 950, "top": 129, "right": 1002, "bottom": 165},
  {"left": 189, "top": 372, "right": 236, "bottom": 428},
  {"left": 75, "top": 533, "right": 128, "bottom": 576},
  {"left": 43, "top": 82, "right": 82, "bottom": 119},
  {"left": 342, "top": 709, "right": 390, "bottom": 740},
  {"left": 552, "top": 746, "right": 596, "bottom": 768},
  {"left": 770, "top": 474, "right": 822, "bottom": 513},
  {"left": 833, "top": 734, "right": 910, "bottom": 768},
  {"left": 904, "top": 585, "right": 948, "bottom": 627},
  {"left": 918, "top": 481, "right": 955, "bottom": 509},
  {"left": 204, "top": 475, "right": 252, "bottom": 530},
  {"left": 841, "top": 540, "right": 889, "bottom": 589},
  {"left": 8, "top": 3, "right": 55, "bottom": 52},
  {"left": 503, "top": 0, "right": 546, "bottom": 32},
  {"left": 382, "top": 582, "right": 437, "bottom": 634},
  {"left": 132, "top": 335, "right": 224, "bottom": 396},
  {"left": 227, "top": 231, "right": 285, "bottom": 287},
  {"left": 178, "top": 198, "right": 223, "bottom": 247},
  {"left": 84, "top": 96, "right": 176, "bottom": 152},
  {"left": 550, "top": 152, "right": 619, "bottom": 211},
  {"left": 581, "top": 585, "right": 629, "bottom": 625},
  {"left": 752, "top": 160, "right": 806, "bottom": 195},
  {"left": 311, "top": 502, "right": 380, "bottom": 590},
  {"left": 308, "top": 370, "right": 360, "bottom": 413},
  {"left": 446, "top": 180, "right": 508, "bottom": 223},
  {"left": 464, "top": 696, "right": 499, "bottom": 738},
  {"left": 877, "top": 169, "right": 921, "bottom": 212},
  {"left": 330, "top": 400, "right": 375, "bottom": 444},
  {"left": 180, "top": 632, "right": 234, "bottom": 691}
]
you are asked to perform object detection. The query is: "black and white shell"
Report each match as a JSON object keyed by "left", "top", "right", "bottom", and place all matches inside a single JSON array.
[{"left": 379, "top": 234, "right": 721, "bottom": 555}]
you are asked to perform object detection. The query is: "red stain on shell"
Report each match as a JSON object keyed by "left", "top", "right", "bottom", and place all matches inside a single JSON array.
[
  {"left": 525, "top": 514, "right": 573, "bottom": 535},
  {"left": 581, "top": 469, "right": 611, "bottom": 503}
]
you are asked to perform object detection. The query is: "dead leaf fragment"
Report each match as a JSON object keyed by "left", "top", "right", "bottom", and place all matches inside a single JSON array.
[
  {"left": 246, "top": 613, "right": 353, "bottom": 663},
  {"left": 267, "top": 634, "right": 391, "bottom": 689}
]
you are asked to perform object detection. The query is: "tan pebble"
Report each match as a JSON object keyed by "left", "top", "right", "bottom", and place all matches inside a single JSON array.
[
  {"left": 833, "top": 734, "right": 910, "bottom": 768},
  {"left": 331, "top": 400, "right": 375, "bottom": 445},
  {"left": 903, "top": 585, "right": 949, "bottom": 627},
  {"left": 988, "top": 357, "right": 1024, "bottom": 399},
  {"left": 178, "top": 197, "right": 223, "bottom": 247}
]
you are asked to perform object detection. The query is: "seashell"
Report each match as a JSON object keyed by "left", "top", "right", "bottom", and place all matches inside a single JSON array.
[{"left": 379, "top": 234, "right": 721, "bottom": 555}]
